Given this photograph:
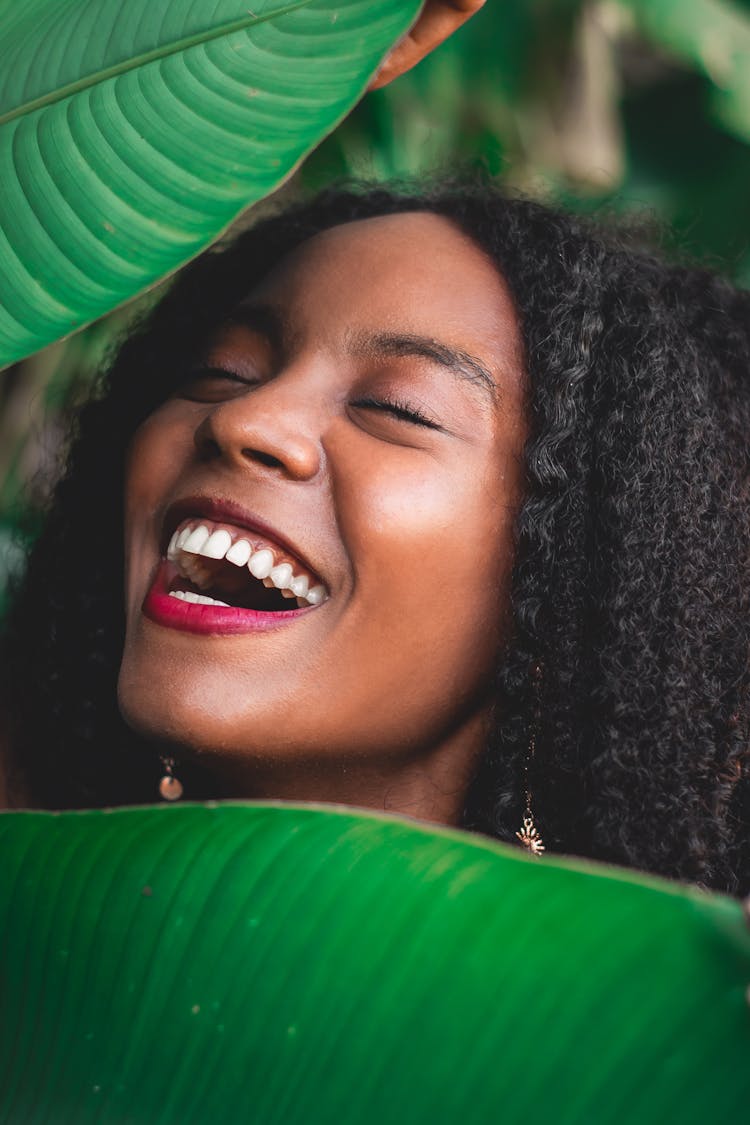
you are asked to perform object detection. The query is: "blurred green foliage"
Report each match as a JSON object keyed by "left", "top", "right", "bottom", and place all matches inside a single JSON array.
[
  {"left": 2, "top": 0, "right": 749, "bottom": 610},
  {"left": 303, "top": 0, "right": 750, "bottom": 276}
]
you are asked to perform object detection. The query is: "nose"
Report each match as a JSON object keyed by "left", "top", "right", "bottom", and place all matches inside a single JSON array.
[{"left": 193, "top": 374, "right": 324, "bottom": 482}]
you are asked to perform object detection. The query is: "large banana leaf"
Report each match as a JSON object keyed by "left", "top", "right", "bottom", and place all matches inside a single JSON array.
[
  {"left": 1, "top": 802, "right": 748, "bottom": 1123},
  {"left": 0, "top": 0, "right": 422, "bottom": 370}
]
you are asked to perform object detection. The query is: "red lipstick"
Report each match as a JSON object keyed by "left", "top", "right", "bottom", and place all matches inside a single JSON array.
[{"left": 143, "top": 561, "right": 314, "bottom": 636}]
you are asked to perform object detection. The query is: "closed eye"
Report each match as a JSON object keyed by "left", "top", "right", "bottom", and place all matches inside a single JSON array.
[
  {"left": 351, "top": 395, "right": 440, "bottom": 429},
  {"left": 175, "top": 366, "right": 255, "bottom": 401}
]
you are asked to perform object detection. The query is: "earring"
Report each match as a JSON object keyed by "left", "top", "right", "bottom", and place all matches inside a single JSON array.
[
  {"left": 158, "top": 754, "right": 183, "bottom": 802},
  {"left": 515, "top": 662, "right": 545, "bottom": 856}
]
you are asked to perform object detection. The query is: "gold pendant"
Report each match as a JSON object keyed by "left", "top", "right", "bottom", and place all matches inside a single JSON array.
[{"left": 515, "top": 815, "right": 545, "bottom": 855}]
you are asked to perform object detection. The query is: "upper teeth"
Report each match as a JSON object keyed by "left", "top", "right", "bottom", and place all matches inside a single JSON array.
[{"left": 166, "top": 521, "right": 327, "bottom": 607}]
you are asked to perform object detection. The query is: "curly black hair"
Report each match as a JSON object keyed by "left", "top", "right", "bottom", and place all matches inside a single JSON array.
[{"left": 3, "top": 179, "right": 749, "bottom": 894}]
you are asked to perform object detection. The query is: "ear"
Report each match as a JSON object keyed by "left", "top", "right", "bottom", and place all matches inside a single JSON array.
[{"left": 367, "top": 0, "right": 486, "bottom": 91}]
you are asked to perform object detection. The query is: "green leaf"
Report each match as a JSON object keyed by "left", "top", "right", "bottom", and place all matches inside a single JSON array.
[
  {"left": 1, "top": 803, "right": 748, "bottom": 1122},
  {"left": 0, "top": 0, "right": 422, "bottom": 370}
]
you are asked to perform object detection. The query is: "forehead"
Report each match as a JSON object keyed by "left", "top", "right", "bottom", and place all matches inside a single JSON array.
[{"left": 243, "top": 212, "right": 525, "bottom": 387}]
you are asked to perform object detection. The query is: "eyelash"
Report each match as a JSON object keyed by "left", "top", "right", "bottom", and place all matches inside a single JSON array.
[
  {"left": 351, "top": 395, "right": 437, "bottom": 428},
  {"left": 180, "top": 369, "right": 437, "bottom": 429},
  {"left": 182, "top": 366, "right": 250, "bottom": 386},
  {"left": 174, "top": 367, "right": 253, "bottom": 402}
]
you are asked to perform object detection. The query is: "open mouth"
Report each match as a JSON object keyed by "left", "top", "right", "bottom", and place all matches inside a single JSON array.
[
  {"left": 143, "top": 517, "right": 328, "bottom": 634},
  {"left": 168, "top": 569, "right": 294, "bottom": 612},
  {"left": 167, "top": 518, "right": 327, "bottom": 611}
]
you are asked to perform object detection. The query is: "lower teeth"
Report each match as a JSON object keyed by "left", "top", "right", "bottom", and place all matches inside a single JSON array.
[{"left": 168, "top": 590, "right": 230, "bottom": 607}]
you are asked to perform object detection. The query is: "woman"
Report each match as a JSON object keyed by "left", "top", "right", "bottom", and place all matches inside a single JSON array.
[{"left": 2, "top": 180, "right": 749, "bottom": 896}]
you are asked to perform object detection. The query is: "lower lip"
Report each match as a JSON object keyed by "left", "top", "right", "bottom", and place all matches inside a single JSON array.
[{"left": 142, "top": 560, "right": 318, "bottom": 635}]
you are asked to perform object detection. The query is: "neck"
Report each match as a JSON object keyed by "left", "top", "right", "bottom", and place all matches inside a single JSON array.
[{"left": 179, "top": 713, "right": 491, "bottom": 830}]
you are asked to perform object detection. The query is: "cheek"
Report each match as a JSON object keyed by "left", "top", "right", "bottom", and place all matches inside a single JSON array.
[
  {"left": 123, "top": 411, "right": 192, "bottom": 594},
  {"left": 335, "top": 436, "right": 524, "bottom": 586},
  {"left": 317, "top": 450, "right": 521, "bottom": 751},
  {"left": 331, "top": 437, "right": 524, "bottom": 673}
]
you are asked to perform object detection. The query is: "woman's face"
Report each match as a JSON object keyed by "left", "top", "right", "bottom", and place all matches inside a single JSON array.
[{"left": 119, "top": 212, "right": 527, "bottom": 800}]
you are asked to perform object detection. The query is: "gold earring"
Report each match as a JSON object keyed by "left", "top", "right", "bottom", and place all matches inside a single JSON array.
[
  {"left": 515, "top": 663, "right": 545, "bottom": 856},
  {"left": 158, "top": 754, "right": 183, "bottom": 801}
]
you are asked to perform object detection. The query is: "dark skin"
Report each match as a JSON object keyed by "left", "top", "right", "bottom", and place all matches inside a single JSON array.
[
  {"left": 119, "top": 213, "right": 527, "bottom": 825},
  {"left": 369, "top": 0, "right": 487, "bottom": 91},
  {"left": 0, "top": 3, "right": 487, "bottom": 813}
]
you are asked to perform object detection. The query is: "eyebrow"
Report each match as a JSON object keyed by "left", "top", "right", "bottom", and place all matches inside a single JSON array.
[
  {"left": 226, "top": 303, "right": 499, "bottom": 404},
  {"left": 348, "top": 330, "right": 498, "bottom": 405}
]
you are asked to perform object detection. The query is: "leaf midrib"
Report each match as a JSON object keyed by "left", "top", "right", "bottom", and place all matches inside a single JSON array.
[{"left": 0, "top": 0, "right": 313, "bottom": 126}]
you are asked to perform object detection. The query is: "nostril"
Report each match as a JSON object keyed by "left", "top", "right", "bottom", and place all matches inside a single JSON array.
[
  {"left": 243, "top": 447, "right": 285, "bottom": 470},
  {"left": 197, "top": 436, "right": 221, "bottom": 460}
]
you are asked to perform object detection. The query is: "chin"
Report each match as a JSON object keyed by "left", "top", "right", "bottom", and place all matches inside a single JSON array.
[
  {"left": 118, "top": 671, "right": 186, "bottom": 749},
  {"left": 117, "top": 659, "right": 278, "bottom": 767},
  {"left": 117, "top": 659, "right": 212, "bottom": 752}
]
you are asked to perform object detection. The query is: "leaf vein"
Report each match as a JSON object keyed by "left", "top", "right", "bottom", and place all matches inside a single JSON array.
[{"left": 0, "top": 0, "right": 313, "bottom": 126}]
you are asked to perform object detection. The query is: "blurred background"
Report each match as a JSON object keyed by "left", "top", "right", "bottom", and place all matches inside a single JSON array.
[{"left": 2, "top": 0, "right": 749, "bottom": 610}]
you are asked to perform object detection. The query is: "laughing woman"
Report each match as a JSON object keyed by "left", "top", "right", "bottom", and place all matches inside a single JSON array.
[{"left": 2, "top": 180, "right": 749, "bottom": 895}]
